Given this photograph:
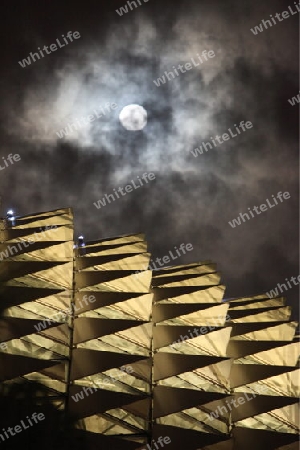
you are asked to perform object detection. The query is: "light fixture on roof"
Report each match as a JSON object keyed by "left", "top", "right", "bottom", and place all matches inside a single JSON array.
[
  {"left": 6, "top": 209, "right": 16, "bottom": 226},
  {"left": 76, "top": 235, "right": 86, "bottom": 256},
  {"left": 77, "top": 235, "right": 85, "bottom": 247}
]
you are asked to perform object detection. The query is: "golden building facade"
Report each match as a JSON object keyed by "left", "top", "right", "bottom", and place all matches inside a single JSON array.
[{"left": 0, "top": 208, "right": 299, "bottom": 449}]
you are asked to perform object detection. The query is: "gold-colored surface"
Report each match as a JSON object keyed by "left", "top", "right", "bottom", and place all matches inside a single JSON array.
[
  {"left": 157, "top": 327, "right": 232, "bottom": 357},
  {"left": 82, "top": 242, "right": 148, "bottom": 256},
  {"left": 75, "top": 409, "right": 148, "bottom": 435},
  {"left": 157, "top": 358, "right": 232, "bottom": 393},
  {"left": 157, "top": 406, "right": 229, "bottom": 434},
  {"left": 156, "top": 285, "right": 226, "bottom": 304},
  {"left": 79, "top": 270, "right": 152, "bottom": 293},
  {"left": 0, "top": 241, "right": 74, "bottom": 262},
  {"left": 157, "top": 303, "right": 229, "bottom": 326},
  {"left": 230, "top": 321, "right": 298, "bottom": 341},
  {"left": 0, "top": 208, "right": 73, "bottom": 412},
  {"left": 235, "top": 403, "right": 299, "bottom": 434},
  {"left": 153, "top": 272, "right": 221, "bottom": 288},
  {"left": 77, "top": 322, "right": 152, "bottom": 356},
  {"left": 153, "top": 263, "right": 217, "bottom": 278},
  {"left": 229, "top": 298, "right": 286, "bottom": 310},
  {"left": 234, "top": 342, "right": 300, "bottom": 366},
  {"left": 231, "top": 306, "right": 291, "bottom": 323},
  {"left": 0, "top": 208, "right": 299, "bottom": 449},
  {"left": 233, "top": 369, "right": 300, "bottom": 397},
  {"left": 71, "top": 233, "right": 152, "bottom": 441},
  {"left": 228, "top": 294, "right": 274, "bottom": 303},
  {"left": 79, "top": 253, "right": 151, "bottom": 271},
  {"left": 1, "top": 261, "right": 73, "bottom": 290},
  {"left": 79, "top": 293, "right": 153, "bottom": 321}
]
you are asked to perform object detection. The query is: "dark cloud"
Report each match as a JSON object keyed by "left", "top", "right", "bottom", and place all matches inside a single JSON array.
[{"left": 0, "top": 0, "right": 298, "bottom": 320}]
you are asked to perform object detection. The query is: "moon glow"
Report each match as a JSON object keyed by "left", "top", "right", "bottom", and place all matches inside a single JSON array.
[{"left": 119, "top": 104, "right": 147, "bottom": 131}]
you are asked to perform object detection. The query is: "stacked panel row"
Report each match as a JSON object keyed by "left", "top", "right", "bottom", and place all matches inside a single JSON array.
[
  {"left": 226, "top": 294, "right": 300, "bottom": 450},
  {"left": 0, "top": 208, "right": 74, "bottom": 410},
  {"left": 152, "top": 262, "right": 233, "bottom": 450},
  {"left": 70, "top": 234, "right": 153, "bottom": 449},
  {"left": 1, "top": 207, "right": 298, "bottom": 450}
]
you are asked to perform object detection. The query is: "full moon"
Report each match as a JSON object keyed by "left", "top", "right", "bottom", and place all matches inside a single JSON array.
[{"left": 119, "top": 104, "right": 147, "bottom": 131}]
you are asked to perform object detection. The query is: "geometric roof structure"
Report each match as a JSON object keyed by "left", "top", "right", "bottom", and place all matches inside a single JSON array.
[{"left": 0, "top": 208, "right": 299, "bottom": 449}]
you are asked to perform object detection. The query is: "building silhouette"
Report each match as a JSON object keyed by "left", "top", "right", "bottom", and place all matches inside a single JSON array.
[{"left": 0, "top": 208, "right": 299, "bottom": 449}]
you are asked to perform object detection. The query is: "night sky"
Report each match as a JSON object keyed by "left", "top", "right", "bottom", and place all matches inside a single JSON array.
[{"left": 0, "top": 0, "right": 299, "bottom": 318}]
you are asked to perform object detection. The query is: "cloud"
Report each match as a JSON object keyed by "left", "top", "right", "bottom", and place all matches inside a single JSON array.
[{"left": 0, "top": 0, "right": 298, "bottom": 318}]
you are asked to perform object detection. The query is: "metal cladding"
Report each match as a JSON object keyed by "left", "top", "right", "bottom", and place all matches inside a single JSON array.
[
  {"left": 152, "top": 263, "right": 233, "bottom": 449},
  {"left": 0, "top": 208, "right": 299, "bottom": 450},
  {"left": 0, "top": 208, "right": 74, "bottom": 411},
  {"left": 71, "top": 233, "right": 153, "bottom": 449},
  {"left": 226, "top": 294, "right": 299, "bottom": 450}
]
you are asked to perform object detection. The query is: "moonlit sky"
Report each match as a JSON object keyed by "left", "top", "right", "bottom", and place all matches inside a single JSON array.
[{"left": 0, "top": 0, "right": 299, "bottom": 317}]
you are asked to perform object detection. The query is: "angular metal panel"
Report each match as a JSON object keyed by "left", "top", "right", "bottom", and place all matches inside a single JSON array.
[{"left": 1, "top": 208, "right": 298, "bottom": 449}]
